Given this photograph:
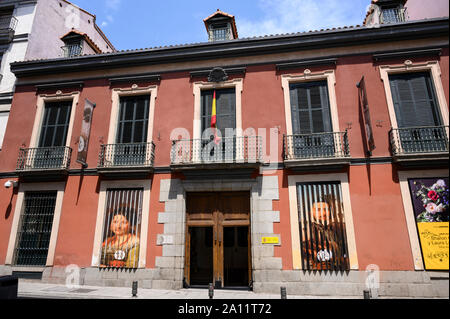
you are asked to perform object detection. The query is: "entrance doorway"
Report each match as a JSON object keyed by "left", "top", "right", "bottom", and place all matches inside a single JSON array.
[{"left": 185, "top": 192, "right": 251, "bottom": 289}]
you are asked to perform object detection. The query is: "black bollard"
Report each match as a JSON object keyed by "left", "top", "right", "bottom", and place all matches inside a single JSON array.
[
  {"left": 208, "top": 283, "right": 214, "bottom": 299},
  {"left": 132, "top": 281, "right": 138, "bottom": 297},
  {"left": 281, "top": 286, "right": 287, "bottom": 299},
  {"left": 363, "top": 289, "right": 371, "bottom": 299}
]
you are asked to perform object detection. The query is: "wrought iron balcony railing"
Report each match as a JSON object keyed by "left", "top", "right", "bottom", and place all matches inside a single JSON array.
[
  {"left": 16, "top": 146, "right": 72, "bottom": 171},
  {"left": 389, "top": 126, "right": 449, "bottom": 156},
  {"left": 0, "top": 16, "right": 18, "bottom": 31},
  {"left": 61, "top": 44, "right": 83, "bottom": 58},
  {"left": 380, "top": 7, "right": 408, "bottom": 24},
  {"left": 284, "top": 131, "right": 350, "bottom": 161},
  {"left": 98, "top": 142, "right": 156, "bottom": 169},
  {"left": 171, "top": 136, "right": 262, "bottom": 165}
]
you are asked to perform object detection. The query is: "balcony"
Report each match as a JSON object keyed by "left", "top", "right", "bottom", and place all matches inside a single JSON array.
[
  {"left": 97, "top": 142, "right": 156, "bottom": 177},
  {"left": 0, "top": 15, "right": 17, "bottom": 44},
  {"left": 389, "top": 126, "right": 449, "bottom": 166},
  {"left": 283, "top": 131, "right": 351, "bottom": 170},
  {"left": 171, "top": 136, "right": 262, "bottom": 172},
  {"left": 16, "top": 146, "right": 72, "bottom": 179},
  {"left": 61, "top": 44, "right": 83, "bottom": 58}
]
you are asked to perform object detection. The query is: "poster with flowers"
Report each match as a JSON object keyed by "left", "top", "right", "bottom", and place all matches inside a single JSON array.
[{"left": 408, "top": 178, "right": 449, "bottom": 270}]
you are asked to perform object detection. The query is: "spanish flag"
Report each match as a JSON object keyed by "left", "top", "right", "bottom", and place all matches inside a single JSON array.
[
  {"left": 211, "top": 90, "right": 221, "bottom": 144},
  {"left": 211, "top": 90, "right": 217, "bottom": 129}
]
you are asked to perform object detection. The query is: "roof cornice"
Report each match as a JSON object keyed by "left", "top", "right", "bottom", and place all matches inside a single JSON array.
[{"left": 10, "top": 18, "right": 449, "bottom": 78}]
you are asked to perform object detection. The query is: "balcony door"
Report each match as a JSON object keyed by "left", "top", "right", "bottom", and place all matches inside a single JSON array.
[
  {"left": 289, "top": 81, "right": 335, "bottom": 158},
  {"left": 200, "top": 89, "right": 236, "bottom": 162},
  {"left": 114, "top": 95, "right": 150, "bottom": 166},
  {"left": 35, "top": 101, "right": 72, "bottom": 168},
  {"left": 389, "top": 72, "right": 446, "bottom": 153},
  {"left": 185, "top": 192, "right": 251, "bottom": 289}
]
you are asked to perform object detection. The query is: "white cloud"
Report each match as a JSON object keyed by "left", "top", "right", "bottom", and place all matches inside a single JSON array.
[
  {"left": 238, "top": 0, "right": 366, "bottom": 38},
  {"left": 105, "top": 0, "right": 122, "bottom": 11},
  {"left": 101, "top": 0, "right": 121, "bottom": 27}
]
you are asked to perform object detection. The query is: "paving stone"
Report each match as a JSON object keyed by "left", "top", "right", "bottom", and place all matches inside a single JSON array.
[
  {"left": 408, "top": 284, "right": 436, "bottom": 298},
  {"left": 253, "top": 257, "right": 282, "bottom": 270},
  {"left": 164, "top": 201, "right": 178, "bottom": 212},
  {"left": 253, "top": 270, "right": 284, "bottom": 282},
  {"left": 162, "top": 245, "right": 184, "bottom": 257},
  {"left": 252, "top": 245, "right": 274, "bottom": 258},
  {"left": 155, "top": 257, "right": 176, "bottom": 269},
  {"left": 252, "top": 222, "right": 274, "bottom": 234},
  {"left": 140, "top": 280, "right": 152, "bottom": 289},
  {"left": 254, "top": 199, "right": 273, "bottom": 212},
  {"left": 152, "top": 280, "right": 175, "bottom": 290}
]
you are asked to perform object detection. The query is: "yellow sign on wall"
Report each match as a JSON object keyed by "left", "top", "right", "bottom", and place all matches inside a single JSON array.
[
  {"left": 262, "top": 237, "right": 279, "bottom": 244},
  {"left": 417, "top": 222, "right": 449, "bottom": 270}
]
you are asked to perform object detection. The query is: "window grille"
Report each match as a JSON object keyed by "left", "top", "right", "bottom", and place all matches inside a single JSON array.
[
  {"left": 100, "top": 188, "right": 143, "bottom": 269},
  {"left": 61, "top": 43, "right": 83, "bottom": 58},
  {"left": 13, "top": 191, "right": 57, "bottom": 266},
  {"left": 296, "top": 182, "right": 350, "bottom": 271},
  {"left": 381, "top": 7, "right": 407, "bottom": 24}
]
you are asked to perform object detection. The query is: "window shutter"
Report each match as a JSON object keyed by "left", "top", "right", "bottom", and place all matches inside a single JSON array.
[
  {"left": 116, "top": 96, "right": 149, "bottom": 144},
  {"left": 290, "top": 81, "right": 332, "bottom": 134},
  {"left": 201, "top": 88, "right": 236, "bottom": 137},
  {"left": 217, "top": 89, "right": 236, "bottom": 137},
  {"left": 319, "top": 84, "right": 332, "bottom": 132},
  {"left": 289, "top": 86, "right": 301, "bottom": 134},
  {"left": 38, "top": 101, "right": 72, "bottom": 147},
  {"left": 389, "top": 72, "right": 442, "bottom": 128}
]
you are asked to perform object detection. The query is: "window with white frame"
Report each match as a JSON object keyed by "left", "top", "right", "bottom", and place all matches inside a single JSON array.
[
  {"left": 0, "top": 111, "right": 8, "bottom": 149},
  {"left": 380, "top": 62, "right": 449, "bottom": 155}
]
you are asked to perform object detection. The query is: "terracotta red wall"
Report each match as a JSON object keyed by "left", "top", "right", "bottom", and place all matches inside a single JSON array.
[
  {"left": 0, "top": 178, "right": 19, "bottom": 264},
  {"left": 1, "top": 51, "right": 448, "bottom": 271},
  {"left": 52, "top": 176, "right": 99, "bottom": 267}
]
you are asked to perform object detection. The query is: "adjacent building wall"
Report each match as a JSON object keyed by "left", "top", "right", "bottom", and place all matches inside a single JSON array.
[
  {"left": 25, "top": 0, "right": 114, "bottom": 60},
  {"left": 405, "top": 0, "right": 449, "bottom": 21},
  {"left": 0, "top": 1, "right": 36, "bottom": 94}
]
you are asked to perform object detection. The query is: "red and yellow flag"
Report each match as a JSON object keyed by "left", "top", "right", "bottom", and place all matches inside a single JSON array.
[
  {"left": 211, "top": 90, "right": 217, "bottom": 129},
  {"left": 211, "top": 90, "right": 221, "bottom": 144}
]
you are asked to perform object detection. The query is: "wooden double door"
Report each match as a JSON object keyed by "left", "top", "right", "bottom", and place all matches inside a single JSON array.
[{"left": 185, "top": 192, "right": 251, "bottom": 289}]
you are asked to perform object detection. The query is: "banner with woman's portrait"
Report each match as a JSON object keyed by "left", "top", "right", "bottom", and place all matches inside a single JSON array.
[
  {"left": 296, "top": 181, "right": 350, "bottom": 271},
  {"left": 100, "top": 188, "right": 143, "bottom": 269}
]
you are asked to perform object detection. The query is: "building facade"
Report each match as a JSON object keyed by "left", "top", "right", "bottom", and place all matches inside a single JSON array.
[
  {"left": 0, "top": 4, "right": 448, "bottom": 298},
  {"left": 0, "top": 0, "right": 114, "bottom": 150}
]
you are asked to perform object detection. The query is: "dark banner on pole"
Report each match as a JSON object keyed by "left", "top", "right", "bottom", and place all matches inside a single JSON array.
[
  {"left": 76, "top": 99, "right": 95, "bottom": 167},
  {"left": 357, "top": 76, "right": 375, "bottom": 156}
]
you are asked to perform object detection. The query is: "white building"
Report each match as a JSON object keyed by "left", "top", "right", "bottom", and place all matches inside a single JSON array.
[{"left": 0, "top": 0, "right": 114, "bottom": 149}]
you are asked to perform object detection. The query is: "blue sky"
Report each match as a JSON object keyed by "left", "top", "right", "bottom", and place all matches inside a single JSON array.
[{"left": 71, "top": 0, "right": 371, "bottom": 51}]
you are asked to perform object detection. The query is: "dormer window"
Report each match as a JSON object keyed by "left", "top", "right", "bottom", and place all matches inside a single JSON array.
[
  {"left": 363, "top": 0, "right": 408, "bottom": 26},
  {"left": 380, "top": 4, "right": 407, "bottom": 24},
  {"left": 204, "top": 9, "right": 238, "bottom": 42},
  {"left": 211, "top": 23, "right": 231, "bottom": 41},
  {"left": 62, "top": 39, "right": 83, "bottom": 58},
  {"left": 60, "top": 29, "right": 102, "bottom": 58}
]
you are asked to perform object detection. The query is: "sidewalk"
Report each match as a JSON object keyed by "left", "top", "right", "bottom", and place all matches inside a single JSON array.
[{"left": 17, "top": 280, "right": 362, "bottom": 299}]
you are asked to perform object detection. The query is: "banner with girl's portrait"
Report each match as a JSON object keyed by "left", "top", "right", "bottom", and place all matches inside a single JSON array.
[{"left": 100, "top": 188, "right": 143, "bottom": 269}]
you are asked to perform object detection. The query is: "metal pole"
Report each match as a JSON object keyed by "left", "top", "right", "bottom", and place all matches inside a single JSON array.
[
  {"left": 132, "top": 281, "right": 138, "bottom": 297},
  {"left": 208, "top": 283, "right": 214, "bottom": 299},
  {"left": 281, "top": 286, "right": 287, "bottom": 299}
]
